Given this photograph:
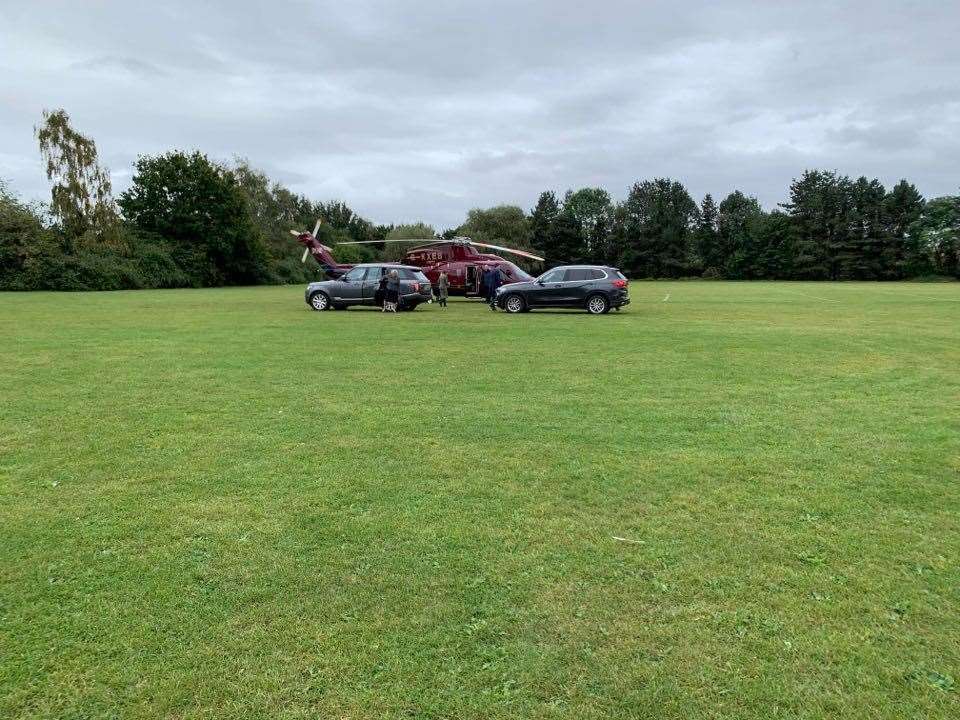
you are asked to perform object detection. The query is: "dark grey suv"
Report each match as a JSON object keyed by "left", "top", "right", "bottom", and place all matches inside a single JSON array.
[
  {"left": 305, "top": 264, "right": 433, "bottom": 311},
  {"left": 494, "top": 265, "right": 630, "bottom": 314}
]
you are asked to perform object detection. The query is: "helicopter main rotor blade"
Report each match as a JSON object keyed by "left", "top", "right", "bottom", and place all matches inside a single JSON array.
[
  {"left": 335, "top": 239, "right": 442, "bottom": 245},
  {"left": 311, "top": 218, "right": 322, "bottom": 237},
  {"left": 466, "top": 240, "right": 545, "bottom": 262},
  {"left": 289, "top": 229, "right": 306, "bottom": 237},
  {"left": 301, "top": 247, "right": 310, "bottom": 263}
]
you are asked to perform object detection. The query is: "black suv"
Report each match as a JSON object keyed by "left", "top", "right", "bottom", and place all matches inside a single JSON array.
[
  {"left": 495, "top": 265, "right": 629, "bottom": 314},
  {"left": 305, "top": 264, "right": 433, "bottom": 311}
]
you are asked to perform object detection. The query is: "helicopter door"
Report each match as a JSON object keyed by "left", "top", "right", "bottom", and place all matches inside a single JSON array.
[{"left": 466, "top": 265, "right": 481, "bottom": 296}]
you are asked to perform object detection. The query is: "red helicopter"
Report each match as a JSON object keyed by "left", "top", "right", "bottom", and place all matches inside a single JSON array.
[{"left": 290, "top": 220, "right": 544, "bottom": 295}]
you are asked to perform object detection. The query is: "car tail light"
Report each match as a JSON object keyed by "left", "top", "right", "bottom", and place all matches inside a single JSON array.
[{"left": 612, "top": 279, "right": 628, "bottom": 288}]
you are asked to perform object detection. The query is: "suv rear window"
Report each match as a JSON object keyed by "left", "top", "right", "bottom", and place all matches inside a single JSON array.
[{"left": 565, "top": 268, "right": 606, "bottom": 281}]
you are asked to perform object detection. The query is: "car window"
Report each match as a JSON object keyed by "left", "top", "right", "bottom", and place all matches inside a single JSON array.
[
  {"left": 565, "top": 268, "right": 590, "bottom": 281},
  {"left": 413, "top": 271, "right": 429, "bottom": 283},
  {"left": 396, "top": 268, "right": 416, "bottom": 279},
  {"left": 341, "top": 267, "right": 366, "bottom": 282},
  {"left": 588, "top": 269, "right": 606, "bottom": 280},
  {"left": 364, "top": 266, "right": 383, "bottom": 281},
  {"left": 540, "top": 268, "right": 564, "bottom": 283},
  {"left": 616, "top": 270, "right": 627, "bottom": 280}
]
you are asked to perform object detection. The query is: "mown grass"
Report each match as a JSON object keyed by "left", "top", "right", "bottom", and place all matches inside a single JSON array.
[{"left": 1, "top": 282, "right": 958, "bottom": 719}]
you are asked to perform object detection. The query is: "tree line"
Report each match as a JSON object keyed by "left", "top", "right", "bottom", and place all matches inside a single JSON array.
[
  {"left": 2, "top": 109, "right": 958, "bottom": 291},
  {"left": 526, "top": 176, "right": 958, "bottom": 280}
]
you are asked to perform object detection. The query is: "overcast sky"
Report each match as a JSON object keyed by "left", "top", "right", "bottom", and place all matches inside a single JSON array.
[{"left": 1, "top": 1, "right": 958, "bottom": 229}]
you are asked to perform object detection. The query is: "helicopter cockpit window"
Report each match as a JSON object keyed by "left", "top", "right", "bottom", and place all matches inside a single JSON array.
[{"left": 505, "top": 262, "right": 533, "bottom": 281}]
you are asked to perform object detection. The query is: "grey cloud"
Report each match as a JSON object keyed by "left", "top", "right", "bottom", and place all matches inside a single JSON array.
[
  {"left": 70, "top": 56, "right": 167, "bottom": 78},
  {"left": 1, "top": 0, "right": 958, "bottom": 230}
]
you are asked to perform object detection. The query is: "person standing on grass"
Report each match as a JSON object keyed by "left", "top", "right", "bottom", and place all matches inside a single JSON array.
[
  {"left": 437, "top": 271, "right": 449, "bottom": 308},
  {"left": 486, "top": 264, "right": 504, "bottom": 310},
  {"left": 482, "top": 265, "right": 494, "bottom": 309},
  {"left": 376, "top": 269, "right": 387, "bottom": 310},
  {"left": 385, "top": 269, "right": 400, "bottom": 313}
]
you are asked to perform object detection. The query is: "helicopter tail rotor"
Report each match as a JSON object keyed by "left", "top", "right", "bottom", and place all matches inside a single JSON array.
[{"left": 290, "top": 220, "right": 336, "bottom": 263}]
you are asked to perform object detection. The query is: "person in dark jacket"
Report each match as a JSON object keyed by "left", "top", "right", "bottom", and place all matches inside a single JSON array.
[
  {"left": 375, "top": 269, "right": 387, "bottom": 308},
  {"left": 486, "top": 265, "right": 504, "bottom": 310},
  {"left": 479, "top": 266, "right": 491, "bottom": 303}
]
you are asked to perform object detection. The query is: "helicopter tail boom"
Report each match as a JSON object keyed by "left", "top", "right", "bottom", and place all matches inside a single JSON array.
[{"left": 289, "top": 222, "right": 354, "bottom": 278}]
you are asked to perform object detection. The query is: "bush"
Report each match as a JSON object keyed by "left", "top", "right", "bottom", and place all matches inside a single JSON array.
[
  {"left": 126, "top": 232, "right": 198, "bottom": 288},
  {"left": 907, "top": 274, "right": 959, "bottom": 283},
  {"left": 269, "top": 256, "right": 321, "bottom": 285},
  {"left": 0, "top": 191, "right": 58, "bottom": 290}
]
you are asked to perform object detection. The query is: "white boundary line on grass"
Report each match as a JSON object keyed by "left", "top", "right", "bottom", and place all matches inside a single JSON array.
[{"left": 662, "top": 293, "right": 670, "bottom": 302}]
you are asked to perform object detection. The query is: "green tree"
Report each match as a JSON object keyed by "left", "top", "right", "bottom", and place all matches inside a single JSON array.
[
  {"left": 545, "top": 209, "right": 585, "bottom": 268},
  {"left": 119, "top": 151, "right": 269, "bottom": 286},
  {"left": 751, "top": 210, "right": 796, "bottom": 279},
  {"left": 617, "top": 178, "right": 698, "bottom": 278},
  {"left": 718, "top": 191, "right": 763, "bottom": 278},
  {"left": 385, "top": 223, "right": 437, "bottom": 240},
  {"left": 782, "top": 170, "right": 857, "bottom": 280},
  {"left": 883, "top": 180, "right": 925, "bottom": 278},
  {"left": 232, "top": 160, "right": 315, "bottom": 240},
  {"left": 911, "top": 196, "right": 960, "bottom": 278},
  {"left": 529, "top": 191, "right": 560, "bottom": 261},
  {"left": 563, "top": 188, "right": 613, "bottom": 263},
  {"left": 694, "top": 194, "right": 721, "bottom": 276},
  {"left": 458, "top": 205, "right": 531, "bottom": 249},
  {"left": 35, "top": 108, "right": 118, "bottom": 246},
  {"left": 381, "top": 222, "right": 437, "bottom": 261},
  {"left": 232, "top": 160, "right": 385, "bottom": 276},
  {"left": 232, "top": 159, "right": 317, "bottom": 282},
  {"left": 846, "top": 176, "right": 888, "bottom": 280}
]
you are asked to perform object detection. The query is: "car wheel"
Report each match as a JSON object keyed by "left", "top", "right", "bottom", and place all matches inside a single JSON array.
[
  {"left": 586, "top": 294, "right": 609, "bottom": 315},
  {"left": 504, "top": 294, "right": 525, "bottom": 313},
  {"left": 309, "top": 291, "right": 331, "bottom": 311}
]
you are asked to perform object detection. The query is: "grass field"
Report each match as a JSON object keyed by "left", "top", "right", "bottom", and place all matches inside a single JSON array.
[{"left": 1, "top": 282, "right": 958, "bottom": 719}]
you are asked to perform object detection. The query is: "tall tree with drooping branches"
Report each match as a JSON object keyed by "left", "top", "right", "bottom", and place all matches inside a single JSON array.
[{"left": 35, "top": 108, "right": 118, "bottom": 246}]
